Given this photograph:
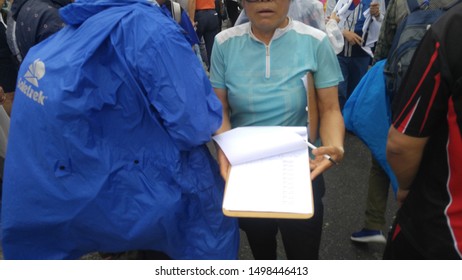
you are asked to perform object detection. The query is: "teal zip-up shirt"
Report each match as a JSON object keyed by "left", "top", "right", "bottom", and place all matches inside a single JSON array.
[{"left": 210, "top": 18, "right": 343, "bottom": 128}]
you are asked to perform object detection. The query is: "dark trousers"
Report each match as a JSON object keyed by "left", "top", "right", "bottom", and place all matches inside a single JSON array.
[
  {"left": 239, "top": 175, "right": 325, "bottom": 260},
  {"left": 337, "top": 55, "right": 370, "bottom": 110},
  {"left": 383, "top": 222, "right": 424, "bottom": 259},
  {"left": 195, "top": 10, "right": 220, "bottom": 69},
  {"left": 225, "top": 0, "right": 240, "bottom": 26}
]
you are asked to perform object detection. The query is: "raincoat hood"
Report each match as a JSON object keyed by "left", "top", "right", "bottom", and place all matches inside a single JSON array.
[{"left": 60, "top": 0, "right": 150, "bottom": 26}]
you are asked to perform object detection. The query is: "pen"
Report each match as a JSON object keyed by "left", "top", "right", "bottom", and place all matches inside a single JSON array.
[{"left": 305, "top": 141, "right": 338, "bottom": 165}]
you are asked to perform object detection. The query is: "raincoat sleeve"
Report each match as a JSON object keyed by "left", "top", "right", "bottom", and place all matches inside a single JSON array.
[
  {"left": 180, "top": 10, "right": 200, "bottom": 46},
  {"left": 131, "top": 22, "right": 223, "bottom": 151},
  {"left": 326, "top": 18, "right": 344, "bottom": 54}
]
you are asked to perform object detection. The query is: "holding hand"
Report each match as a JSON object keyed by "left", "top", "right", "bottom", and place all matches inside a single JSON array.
[
  {"left": 343, "top": 30, "right": 363, "bottom": 45},
  {"left": 329, "top": 12, "right": 340, "bottom": 24},
  {"left": 310, "top": 145, "right": 344, "bottom": 180},
  {"left": 216, "top": 145, "right": 230, "bottom": 181}
]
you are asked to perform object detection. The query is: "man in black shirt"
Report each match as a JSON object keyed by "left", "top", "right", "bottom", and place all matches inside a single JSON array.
[{"left": 385, "top": 1, "right": 462, "bottom": 259}]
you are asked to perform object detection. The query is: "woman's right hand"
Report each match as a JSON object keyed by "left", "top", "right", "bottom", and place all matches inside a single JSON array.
[{"left": 216, "top": 146, "right": 230, "bottom": 181}]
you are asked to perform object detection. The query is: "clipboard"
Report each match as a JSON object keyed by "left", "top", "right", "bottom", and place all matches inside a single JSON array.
[
  {"left": 215, "top": 128, "right": 314, "bottom": 219},
  {"left": 221, "top": 151, "right": 314, "bottom": 219}
]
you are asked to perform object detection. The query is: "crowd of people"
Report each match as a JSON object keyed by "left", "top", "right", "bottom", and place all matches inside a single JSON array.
[{"left": 0, "top": 0, "right": 460, "bottom": 260}]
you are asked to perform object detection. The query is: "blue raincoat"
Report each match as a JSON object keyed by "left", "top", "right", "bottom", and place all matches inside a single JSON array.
[
  {"left": 1, "top": 0, "right": 239, "bottom": 259},
  {"left": 343, "top": 60, "right": 399, "bottom": 194}
]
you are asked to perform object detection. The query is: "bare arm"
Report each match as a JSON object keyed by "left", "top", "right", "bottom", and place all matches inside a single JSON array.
[
  {"left": 386, "top": 126, "right": 428, "bottom": 204},
  {"left": 213, "top": 87, "right": 232, "bottom": 180},
  {"left": 310, "top": 86, "right": 345, "bottom": 180}
]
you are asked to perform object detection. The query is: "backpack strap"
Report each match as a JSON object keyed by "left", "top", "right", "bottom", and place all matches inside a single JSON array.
[
  {"left": 444, "top": 0, "right": 462, "bottom": 10},
  {"left": 407, "top": 0, "right": 462, "bottom": 13},
  {"left": 170, "top": 1, "right": 181, "bottom": 24},
  {"left": 406, "top": 0, "right": 422, "bottom": 13}
]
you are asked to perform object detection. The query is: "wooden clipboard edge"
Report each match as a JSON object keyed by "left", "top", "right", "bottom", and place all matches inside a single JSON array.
[{"left": 222, "top": 208, "right": 314, "bottom": 219}]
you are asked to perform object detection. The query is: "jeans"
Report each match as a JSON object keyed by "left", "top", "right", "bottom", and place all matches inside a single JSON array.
[{"left": 195, "top": 10, "right": 220, "bottom": 69}]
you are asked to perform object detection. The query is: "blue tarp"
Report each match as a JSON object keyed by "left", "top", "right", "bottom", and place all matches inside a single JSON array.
[
  {"left": 343, "top": 60, "right": 399, "bottom": 194},
  {"left": 1, "top": 0, "right": 239, "bottom": 260}
]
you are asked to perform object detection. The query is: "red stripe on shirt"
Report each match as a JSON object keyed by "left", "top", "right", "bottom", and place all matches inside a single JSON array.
[
  {"left": 394, "top": 42, "right": 441, "bottom": 129},
  {"left": 397, "top": 100, "right": 419, "bottom": 133},
  {"left": 445, "top": 97, "right": 462, "bottom": 258},
  {"left": 419, "top": 73, "right": 441, "bottom": 133},
  {"left": 392, "top": 223, "right": 401, "bottom": 241}
]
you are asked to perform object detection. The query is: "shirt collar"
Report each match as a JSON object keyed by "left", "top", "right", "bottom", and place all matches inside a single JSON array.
[{"left": 248, "top": 17, "right": 293, "bottom": 45}]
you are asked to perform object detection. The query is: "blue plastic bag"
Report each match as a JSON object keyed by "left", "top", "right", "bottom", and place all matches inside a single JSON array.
[{"left": 343, "top": 60, "right": 399, "bottom": 194}]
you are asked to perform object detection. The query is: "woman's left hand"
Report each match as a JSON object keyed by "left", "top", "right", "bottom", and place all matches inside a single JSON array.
[{"left": 309, "top": 146, "right": 344, "bottom": 180}]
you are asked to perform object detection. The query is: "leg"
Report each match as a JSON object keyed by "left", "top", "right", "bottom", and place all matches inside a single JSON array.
[
  {"left": 194, "top": 11, "right": 206, "bottom": 66},
  {"left": 239, "top": 218, "right": 278, "bottom": 260},
  {"left": 364, "top": 157, "right": 390, "bottom": 230},
  {"left": 202, "top": 10, "right": 220, "bottom": 70},
  {"left": 279, "top": 175, "right": 326, "bottom": 260},
  {"left": 345, "top": 56, "right": 371, "bottom": 100},
  {"left": 215, "top": 0, "right": 223, "bottom": 30},
  {"left": 225, "top": 0, "right": 240, "bottom": 26},
  {"left": 351, "top": 157, "right": 389, "bottom": 243}
]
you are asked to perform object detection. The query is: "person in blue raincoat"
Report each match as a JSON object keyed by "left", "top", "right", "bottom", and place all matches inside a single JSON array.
[{"left": 1, "top": 0, "right": 239, "bottom": 260}]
